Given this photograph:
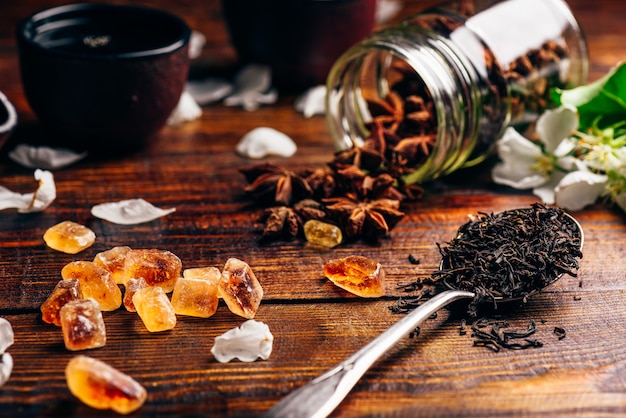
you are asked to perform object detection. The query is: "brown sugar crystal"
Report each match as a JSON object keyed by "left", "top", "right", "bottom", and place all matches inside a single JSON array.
[
  {"left": 219, "top": 258, "right": 263, "bottom": 319},
  {"left": 324, "top": 255, "right": 385, "bottom": 297},
  {"left": 41, "top": 279, "right": 83, "bottom": 326},
  {"left": 60, "top": 298, "right": 106, "bottom": 351},
  {"left": 123, "top": 249, "right": 182, "bottom": 293}
]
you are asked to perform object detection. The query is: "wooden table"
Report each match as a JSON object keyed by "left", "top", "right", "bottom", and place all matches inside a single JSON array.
[{"left": 1, "top": 0, "right": 626, "bottom": 416}]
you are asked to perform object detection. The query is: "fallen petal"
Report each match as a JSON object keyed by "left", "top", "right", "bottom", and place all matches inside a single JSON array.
[
  {"left": 91, "top": 198, "right": 176, "bottom": 225},
  {"left": 211, "top": 320, "right": 273, "bottom": 363},
  {"left": 9, "top": 144, "right": 87, "bottom": 170},
  {"left": 0, "top": 169, "right": 56, "bottom": 213},
  {"left": 188, "top": 30, "right": 206, "bottom": 60},
  {"left": 0, "top": 318, "right": 14, "bottom": 354},
  {"left": 186, "top": 78, "right": 233, "bottom": 105},
  {"left": 554, "top": 170, "right": 608, "bottom": 211},
  {"left": 236, "top": 127, "right": 297, "bottom": 159},
  {"left": 295, "top": 85, "right": 326, "bottom": 118},
  {"left": 0, "top": 353, "right": 13, "bottom": 387},
  {"left": 224, "top": 64, "right": 278, "bottom": 111},
  {"left": 167, "top": 91, "right": 202, "bottom": 126}
]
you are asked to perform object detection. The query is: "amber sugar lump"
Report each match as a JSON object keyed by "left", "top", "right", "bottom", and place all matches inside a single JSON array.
[
  {"left": 171, "top": 277, "right": 219, "bottom": 318},
  {"left": 41, "top": 279, "right": 83, "bottom": 326},
  {"left": 183, "top": 266, "right": 222, "bottom": 286},
  {"left": 122, "top": 277, "right": 147, "bottom": 312},
  {"left": 43, "top": 220, "right": 96, "bottom": 254},
  {"left": 219, "top": 258, "right": 263, "bottom": 319},
  {"left": 60, "top": 298, "right": 106, "bottom": 351},
  {"left": 93, "top": 246, "right": 131, "bottom": 284},
  {"left": 132, "top": 286, "right": 176, "bottom": 332},
  {"left": 123, "top": 249, "right": 182, "bottom": 292},
  {"left": 304, "top": 219, "right": 343, "bottom": 248},
  {"left": 65, "top": 355, "right": 147, "bottom": 415},
  {"left": 61, "top": 261, "right": 122, "bottom": 311},
  {"left": 324, "top": 255, "right": 385, "bottom": 297}
]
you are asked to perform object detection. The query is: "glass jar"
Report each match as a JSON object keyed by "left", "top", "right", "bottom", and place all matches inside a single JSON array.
[{"left": 325, "top": 0, "right": 588, "bottom": 185}]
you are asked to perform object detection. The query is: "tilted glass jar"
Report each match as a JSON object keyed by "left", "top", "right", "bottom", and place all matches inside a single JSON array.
[{"left": 325, "top": 0, "right": 588, "bottom": 185}]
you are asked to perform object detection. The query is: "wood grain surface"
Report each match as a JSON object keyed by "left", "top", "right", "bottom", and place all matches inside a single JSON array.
[{"left": 1, "top": 0, "right": 626, "bottom": 417}]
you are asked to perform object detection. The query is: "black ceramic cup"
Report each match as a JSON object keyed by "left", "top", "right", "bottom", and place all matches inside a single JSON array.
[
  {"left": 222, "top": 0, "right": 377, "bottom": 93},
  {"left": 16, "top": 3, "right": 191, "bottom": 152}
]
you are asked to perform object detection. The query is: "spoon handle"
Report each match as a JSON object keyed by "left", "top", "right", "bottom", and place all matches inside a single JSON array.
[{"left": 263, "top": 289, "right": 475, "bottom": 418}]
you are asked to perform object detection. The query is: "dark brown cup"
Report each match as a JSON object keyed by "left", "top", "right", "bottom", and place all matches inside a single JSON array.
[
  {"left": 222, "top": 0, "right": 377, "bottom": 93},
  {"left": 16, "top": 3, "right": 191, "bottom": 153}
]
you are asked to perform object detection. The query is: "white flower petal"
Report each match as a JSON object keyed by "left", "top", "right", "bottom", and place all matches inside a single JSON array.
[
  {"left": 223, "top": 64, "right": 278, "bottom": 111},
  {"left": 167, "top": 91, "right": 202, "bottom": 126},
  {"left": 9, "top": 144, "right": 86, "bottom": 170},
  {"left": 91, "top": 198, "right": 175, "bottom": 225},
  {"left": 188, "top": 30, "right": 206, "bottom": 60},
  {"left": 492, "top": 127, "right": 546, "bottom": 189},
  {"left": 0, "top": 352, "right": 12, "bottom": 387},
  {"left": 554, "top": 171, "right": 608, "bottom": 211},
  {"left": 0, "top": 318, "right": 14, "bottom": 354},
  {"left": 0, "top": 169, "right": 56, "bottom": 213},
  {"left": 532, "top": 170, "right": 567, "bottom": 205},
  {"left": 186, "top": 78, "right": 233, "bottom": 105},
  {"left": 536, "top": 105, "right": 579, "bottom": 153},
  {"left": 295, "top": 85, "right": 326, "bottom": 118},
  {"left": 211, "top": 320, "right": 273, "bottom": 363},
  {"left": 236, "top": 127, "right": 297, "bottom": 159}
]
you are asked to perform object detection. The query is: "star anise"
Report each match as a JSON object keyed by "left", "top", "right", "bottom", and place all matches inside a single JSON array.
[
  {"left": 259, "top": 206, "right": 301, "bottom": 240},
  {"left": 240, "top": 163, "right": 313, "bottom": 206},
  {"left": 323, "top": 194, "right": 405, "bottom": 241}
]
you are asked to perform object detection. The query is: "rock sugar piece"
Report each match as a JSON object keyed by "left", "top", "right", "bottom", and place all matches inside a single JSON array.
[
  {"left": 303, "top": 219, "right": 343, "bottom": 248},
  {"left": 211, "top": 320, "right": 274, "bottom": 363},
  {"left": 123, "top": 249, "right": 182, "bottom": 292},
  {"left": 62, "top": 261, "right": 122, "bottom": 311},
  {"left": 183, "top": 266, "right": 222, "bottom": 287},
  {"left": 41, "top": 279, "right": 83, "bottom": 326},
  {"left": 219, "top": 258, "right": 263, "bottom": 319},
  {"left": 60, "top": 298, "right": 106, "bottom": 351},
  {"left": 65, "top": 355, "right": 147, "bottom": 415},
  {"left": 93, "top": 246, "right": 132, "bottom": 284},
  {"left": 171, "top": 277, "right": 219, "bottom": 318},
  {"left": 43, "top": 220, "right": 95, "bottom": 254},
  {"left": 324, "top": 255, "right": 385, "bottom": 297},
  {"left": 122, "top": 277, "right": 148, "bottom": 312},
  {"left": 132, "top": 287, "right": 176, "bottom": 332}
]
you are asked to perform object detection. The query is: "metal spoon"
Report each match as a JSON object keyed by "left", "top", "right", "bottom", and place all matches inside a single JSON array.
[{"left": 263, "top": 210, "right": 584, "bottom": 418}]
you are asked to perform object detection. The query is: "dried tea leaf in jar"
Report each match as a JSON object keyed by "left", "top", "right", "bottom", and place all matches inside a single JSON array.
[
  {"left": 219, "top": 258, "right": 263, "bottom": 319},
  {"left": 43, "top": 220, "right": 95, "bottom": 254},
  {"left": 41, "top": 278, "right": 83, "bottom": 326},
  {"left": 61, "top": 261, "right": 122, "bottom": 311},
  {"left": 65, "top": 355, "right": 147, "bottom": 414},
  {"left": 324, "top": 255, "right": 385, "bottom": 297},
  {"left": 60, "top": 298, "right": 106, "bottom": 351}
]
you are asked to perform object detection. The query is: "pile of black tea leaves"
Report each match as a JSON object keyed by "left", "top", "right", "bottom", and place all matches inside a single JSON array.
[{"left": 433, "top": 203, "right": 583, "bottom": 317}]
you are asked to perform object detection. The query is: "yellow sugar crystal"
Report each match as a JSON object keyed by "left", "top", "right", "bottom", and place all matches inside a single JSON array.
[
  {"left": 60, "top": 298, "right": 106, "bottom": 351},
  {"left": 171, "top": 277, "right": 219, "bottom": 318},
  {"left": 183, "top": 267, "right": 222, "bottom": 286},
  {"left": 323, "top": 255, "right": 385, "bottom": 297},
  {"left": 132, "top": 286, "right": 176, "bottom": 332},
  {"left": 219, "top": 258, "right": 263, "bottom": 319},
  {"left": 41, "top": 279, "right": 83, "bottom": 326},
  {"left": 93, "top": 246, "right": 132, "bottom": 284},
  {"left": 61, "top": 261, "right": 122, "bottom": 311},
  {"left": 123, "top": 249, "right": 182, "bottom": 292},
  {"left": 303, "top": 219, "right": 343, "bottom": 248},
  {"left": 122, "top": 277, "right": 147, "bottom": 312},
  {"left": 65, "top": 355, "right": 147, "bottom": 414},
  {"left": 43, "top": 220, "right": 96, "bottom": 254}
]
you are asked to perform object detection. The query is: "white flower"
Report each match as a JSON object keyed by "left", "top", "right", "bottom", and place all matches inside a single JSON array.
[{"left": 553, "top": 170, "right": 608, "bottom": 211}]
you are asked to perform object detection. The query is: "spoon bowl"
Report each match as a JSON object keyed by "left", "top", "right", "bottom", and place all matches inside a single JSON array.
[{"left": 264, "top": 206, "right": 584, "bottom": 418}]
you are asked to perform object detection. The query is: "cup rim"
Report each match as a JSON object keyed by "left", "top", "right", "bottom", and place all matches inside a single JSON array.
[
  {"left": 16, "top": 3, "right": 191, "bottom": 60},
  {"left": 0, "top": 91, "right": 17, "bottom": 135}
]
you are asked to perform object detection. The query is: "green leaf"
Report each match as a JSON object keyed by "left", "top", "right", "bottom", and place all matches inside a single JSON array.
[{"left": 552, "top": 61, "right": 626, "bottom": 130}]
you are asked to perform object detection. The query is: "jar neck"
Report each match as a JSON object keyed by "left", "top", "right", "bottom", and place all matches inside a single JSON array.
[{"left": 326, "top": 26, "right": 485, "bottom": 184}]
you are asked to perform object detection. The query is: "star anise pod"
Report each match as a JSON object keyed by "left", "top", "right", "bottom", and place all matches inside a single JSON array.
[
  {"left": 240, "top": 163, "right": 313, "bottom": 206},
  {"left": 259, "top": 206, "right": 301, "bottom": 240},
  {"left": 323, "top": 194, "right": 405, "bottom": 241}
]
